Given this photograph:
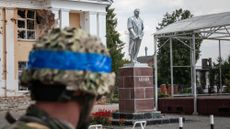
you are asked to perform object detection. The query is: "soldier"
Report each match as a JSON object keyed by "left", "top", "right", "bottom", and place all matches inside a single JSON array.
[{"left": 3, "top": 27, "right": 115, "bottom": 129}]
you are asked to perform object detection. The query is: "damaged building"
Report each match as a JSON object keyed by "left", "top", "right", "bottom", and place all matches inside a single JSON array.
[{"left": 0, "top": 0, "right": 111, "bottom": 97}]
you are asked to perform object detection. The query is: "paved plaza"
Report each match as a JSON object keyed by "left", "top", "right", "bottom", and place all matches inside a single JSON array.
[{"left": 124, "top": 114, "right": 230, "bottom": 129}]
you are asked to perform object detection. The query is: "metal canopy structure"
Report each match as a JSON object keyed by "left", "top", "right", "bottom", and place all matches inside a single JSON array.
[
  {"left": 153, "top": 11, "right": 230, "bottom": 114},
  {"left": 155, "top": 12, "right": 230, "bottom": 35}
]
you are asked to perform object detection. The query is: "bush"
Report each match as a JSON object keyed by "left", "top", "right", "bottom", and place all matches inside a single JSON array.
[
  {"left": 158, "top": 92, "right": 169, "bottom": 98},
  {"left": 182, "top": 87, "right": 191, "bottom": 94}
]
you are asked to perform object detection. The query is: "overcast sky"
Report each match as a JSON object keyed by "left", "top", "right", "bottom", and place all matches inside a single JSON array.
[{"left": 111, "top": 0, "right": 230, "bottom": 66}]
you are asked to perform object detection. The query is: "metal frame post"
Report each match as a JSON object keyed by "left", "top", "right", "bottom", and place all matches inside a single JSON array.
[
  {"left": 218, "top": 40, "right": 222, "bottom": 93},
  {"left": 190, "top": 39, "right": 194, "bottom": 94},
  {"left": 170, "top": 37, "right": 174, "bottom": 97},
  {"left": 154, "top": 36, "right": 158, "bottom": 111},
  {"left": 192, "top": 33, "right": 198, "bottom": 115}
]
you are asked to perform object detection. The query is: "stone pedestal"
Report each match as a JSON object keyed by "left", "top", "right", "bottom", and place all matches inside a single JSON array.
[
  {"left": 118, "top": 66, "right": 154, "bottom": 113},
  {"left": 112, "top": 64, "right": 179, "bottom": 125}
]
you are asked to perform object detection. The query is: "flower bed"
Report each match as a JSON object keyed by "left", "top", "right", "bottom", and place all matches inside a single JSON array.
[{"left": 90, "top": 109, "right": 112, "bottom": 125}]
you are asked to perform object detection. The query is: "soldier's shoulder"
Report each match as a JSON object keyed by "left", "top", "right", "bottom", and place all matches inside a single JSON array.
[{"left": 2, "top": 122, "right": 50, "bottom": 129}]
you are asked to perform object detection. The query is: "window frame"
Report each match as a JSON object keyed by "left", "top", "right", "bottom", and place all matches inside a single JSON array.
[{"left": 17, "top": 9, "right": 37, "bottom": 41}]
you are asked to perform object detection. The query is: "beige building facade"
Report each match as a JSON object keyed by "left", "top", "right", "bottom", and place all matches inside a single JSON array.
[{"left": 0, "top": 0, "right": 111, "bottom": 96}]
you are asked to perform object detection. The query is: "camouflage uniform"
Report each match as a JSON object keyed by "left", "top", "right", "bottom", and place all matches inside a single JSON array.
[
  {"left": 4, "top": 106, "right": 74, "bottom": 129},
  {"left": 3, "top": 27, "right": 115, "bottom": 129}
]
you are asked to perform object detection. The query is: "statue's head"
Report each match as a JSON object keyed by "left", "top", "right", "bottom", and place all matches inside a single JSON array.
[{"left": 134, "top": 8, "right": 140, "bottom": 17}]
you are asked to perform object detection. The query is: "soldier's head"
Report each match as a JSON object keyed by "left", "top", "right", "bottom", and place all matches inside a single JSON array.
[
  {"left": 134, "top": 8, "right": 140, "bottom": 17},
  {"left": 20, "top": 27, "right": 115, "bottom": 129}
]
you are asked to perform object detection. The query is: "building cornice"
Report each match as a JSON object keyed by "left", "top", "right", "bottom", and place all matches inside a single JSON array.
[
  {"left": 67, "top": 0, "right": 112, "bottom": 5},
  {"left": 0, "top": 0, "right": 112, "bottom": 10}
]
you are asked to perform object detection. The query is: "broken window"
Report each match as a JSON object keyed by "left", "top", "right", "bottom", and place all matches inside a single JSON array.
[
  {"left": 18, "top": 20, "right": 25, "bottom": 28},
  {"left": 27, "top": 31, "right": 35, "bottom": 39},
  {"left": 18, "top": 61, "right": 28, "bottom": 91},
  {"left": 17, "top": 9, "right": 36, "bottom": 40},
  {"left": 18, "top": 30, "right": 26, "bottom": 39},
  {"left": 27, "top": 10, "right": 35, "bottom": 19},
  {"left": 17, "top": 10, "right": 26, "bottom": 18},
  {"left": 27, "top": 20, "right": 34, "bottom": 29}
]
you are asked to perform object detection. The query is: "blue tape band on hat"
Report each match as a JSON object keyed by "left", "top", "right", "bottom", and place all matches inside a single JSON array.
[{"left": 28, "top": 50, "right": 112, "bottom": 73}]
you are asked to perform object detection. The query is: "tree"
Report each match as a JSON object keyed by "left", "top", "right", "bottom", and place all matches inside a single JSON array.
[
  {"left": 223, "top": 56, "right": 230, "bottom": 92},
  {"left": 106, "top": 6, "right": 125, "bottom": 73},
  {"left": 210, "top": 56, "right": 230, "bottom": 93},
  {"left": 106, "top": 6, "right": 128, "bottom": 101},
  {"left": 156, "top": 9, "right": 202, "bottom": 87}
]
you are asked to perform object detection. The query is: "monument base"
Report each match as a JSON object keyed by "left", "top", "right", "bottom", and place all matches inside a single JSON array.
[
  {"left": 115, "top": 65, "right": 179, "bottom": 125},
  {"left": 112, "top": 111, "right": 179, "bottom": 125},
  {"left": 118, "top": 66, "right": 154, "bottom": 113}
]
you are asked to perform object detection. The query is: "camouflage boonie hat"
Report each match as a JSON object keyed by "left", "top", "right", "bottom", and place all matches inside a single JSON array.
[{"left": 21, "top": 27, "right": 115, "bottom": 95}]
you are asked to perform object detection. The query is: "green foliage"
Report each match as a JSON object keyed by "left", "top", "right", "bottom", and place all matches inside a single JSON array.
[
  {"left": 156, "top": 9, "right": 202, "bottom": 86},
  {"left": 106, "top": 6, "right": 129, "bottom": 100},
  {"left": 210, "top": 56, "right": 230, "bottom": 93},
  {"left": 225, "top": 72, "right": 230, "bottom": 92},
  {"left": 106, "top": 6, "right": 126, "bottom": 73},
  {"left": 158, "top": 92, "right": 169, "bottom": 98},
  {"left": 108, "top": 93, "right": 119, "bottom": 103},
  {"left": 106, "top": 7, "right": 129, "bottom": 102},
  {"left": 222, "top": 56, "right": 230, "bottom": 93},
  {"left": 90, "top": 117, "right": 111, "bottom": 125},
  {"left": 182, "top": 87, "right": 192, "bottom": 93}
]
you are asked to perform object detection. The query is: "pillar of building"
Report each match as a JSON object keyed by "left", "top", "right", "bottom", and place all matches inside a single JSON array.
[
  {"left": 98, "top": 12, "right": 106, "bottom": 46},
  {"left": 87, "top": 12, "right": 97, "bottom": 35},
  {"left": 60, "top": 9, "right": 69, "bottom": 28},
  {"left": 84, "top": 11, "right": 106, "bottom": 46},
  {"left": 5, "top": 8, "right": 17, "bottom": 96},
  {"left": 0, "top": 8, "right": 4, "bottom": 96}
]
